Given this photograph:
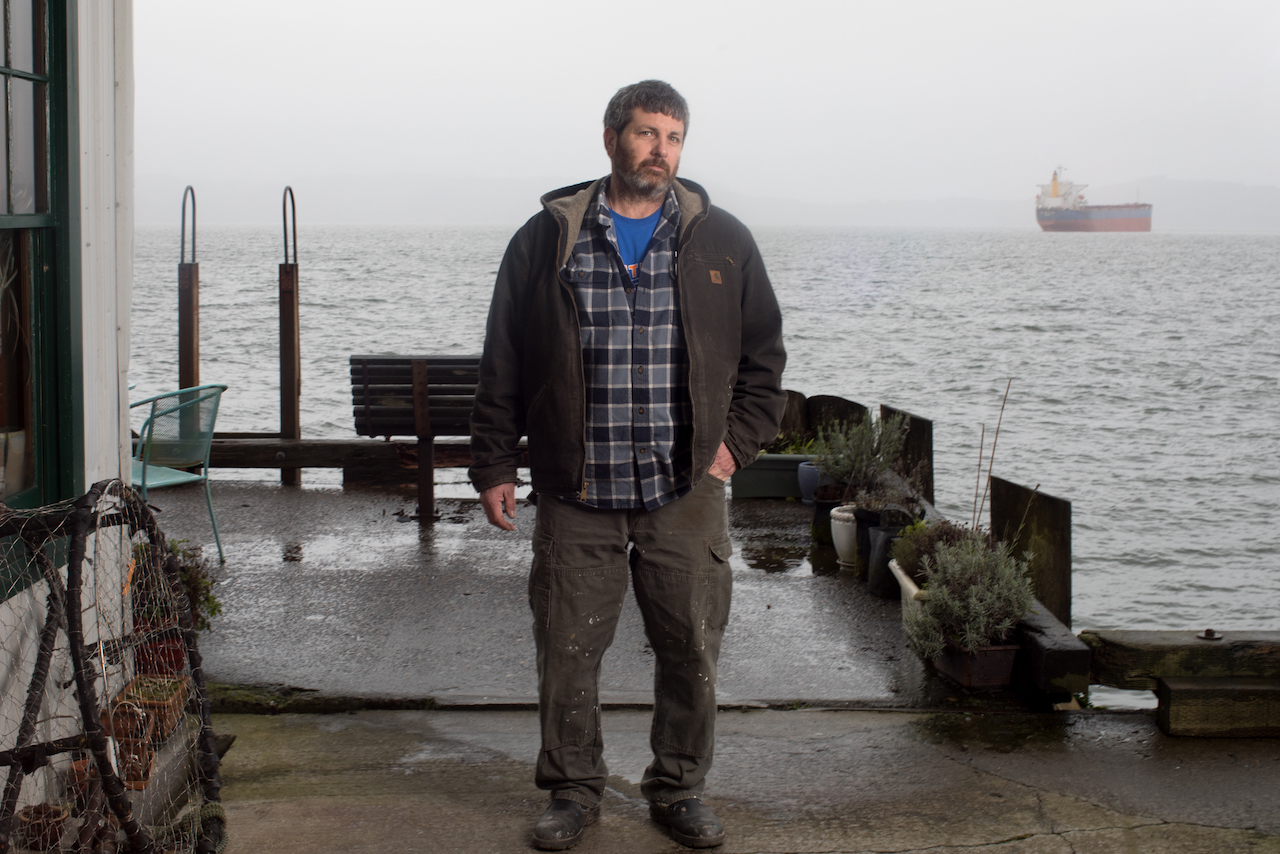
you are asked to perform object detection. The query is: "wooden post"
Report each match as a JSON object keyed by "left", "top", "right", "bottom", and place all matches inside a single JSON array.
[
  {"left": 279, "top": 262, "right": 300, "bottom": 485},
  {"left": 411, "top": 360, "right": 434, "bottom": 523},
  {"left": 880, "top": 404, "right": 934, "bottom": 505},
  {"left": 279, "top": 187, "right": 301, "bottom": 485},
  {"left": 989, "top": 476, "right": 1072, "bottom": 626},
  {"left": 806, "top": 395, "right": 868, "bottom": 431},
  {"left": 178, "top": 186, "right": 199, "bottom": 389},
  {"left": 177, "top": 264, "right": 199, "bottom": 389}
]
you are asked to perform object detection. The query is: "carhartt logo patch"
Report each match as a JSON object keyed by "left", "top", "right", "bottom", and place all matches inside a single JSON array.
[{"left": 710, "top": 270, "right": 722, "bottom": 284}]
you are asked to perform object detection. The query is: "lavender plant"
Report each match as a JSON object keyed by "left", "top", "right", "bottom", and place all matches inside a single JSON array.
[{"left": 903, "top": 534, "right": 1034, "bottom": 659}]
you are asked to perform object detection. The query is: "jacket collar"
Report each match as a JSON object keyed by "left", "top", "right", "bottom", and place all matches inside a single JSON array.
[{"left": 542, "top": 177, "right": 709, "bottom": 270}]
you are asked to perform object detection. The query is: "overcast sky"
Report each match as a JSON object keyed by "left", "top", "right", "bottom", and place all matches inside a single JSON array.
[{"left": 136, "top": 1, "right": 1280, "bottom": 207}]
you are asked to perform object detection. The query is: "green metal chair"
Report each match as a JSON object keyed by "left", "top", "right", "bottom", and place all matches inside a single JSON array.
[{"left": 130, "top": 384, "right": 228, "bottom": 562}]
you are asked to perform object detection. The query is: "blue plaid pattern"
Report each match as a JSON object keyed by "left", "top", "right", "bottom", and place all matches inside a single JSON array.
[{"left": 565, "top": 182, "right": 692, "bottom": 510}]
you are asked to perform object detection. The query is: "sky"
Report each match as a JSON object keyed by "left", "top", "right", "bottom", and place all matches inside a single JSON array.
[{"left": 135, "top": 1, "right": 1280, "bottom": 212}]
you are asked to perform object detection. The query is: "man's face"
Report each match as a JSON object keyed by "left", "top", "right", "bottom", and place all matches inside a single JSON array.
[{"left": 605, "top": 108, "right": 685, "bottom": 199}]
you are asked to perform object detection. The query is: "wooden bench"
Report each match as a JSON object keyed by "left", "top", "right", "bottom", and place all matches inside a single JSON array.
[{"left": 350, "top": 354, "right": 480, "bottom": 520}]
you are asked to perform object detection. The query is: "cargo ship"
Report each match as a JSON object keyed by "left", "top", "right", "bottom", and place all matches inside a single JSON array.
[{"left": 1035, "top": 170, "right": 1152, "bottom": 232}]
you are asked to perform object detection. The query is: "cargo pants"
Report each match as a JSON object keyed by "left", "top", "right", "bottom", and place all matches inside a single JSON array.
[{"left": 528, "top": 475, "right": 733, "bottom": 808}]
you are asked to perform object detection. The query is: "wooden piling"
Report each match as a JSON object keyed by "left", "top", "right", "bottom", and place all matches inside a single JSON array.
[
  {"left": 178, "top": 187, "right": 199, "bottom": 389},
  {"left": 279, "top": 188, "right": 301, "bottom": 485},
  {"left": 989, "top": 476, "right": 1072, "bottom": 626}
]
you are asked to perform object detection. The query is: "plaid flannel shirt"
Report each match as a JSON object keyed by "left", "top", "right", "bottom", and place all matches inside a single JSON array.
[{"left": 564, "top": 182, "right": 692, "bottom": 510}]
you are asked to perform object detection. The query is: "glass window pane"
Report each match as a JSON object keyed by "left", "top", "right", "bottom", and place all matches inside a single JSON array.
[
  {"left": 9, "top": 0, "right": 36, "bottom": 73},
  {"left": 11, "top": 78, "right": 38, "bottom": 214},
  {"left": 0, "top": 231, "right": 33, "bottom": 499}
]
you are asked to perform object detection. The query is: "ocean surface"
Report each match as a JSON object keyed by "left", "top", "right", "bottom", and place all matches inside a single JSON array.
[{"left": 131, "top": 224, "right": 1280, "bottom": 634}]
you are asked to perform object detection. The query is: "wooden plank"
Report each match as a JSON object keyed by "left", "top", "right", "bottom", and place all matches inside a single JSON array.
[
  {"left": 209, "top": 438, "right": 526, "bottom": 469},
  {"left": 210, "top": 439, "right": 401, "bottom": 468},
  {"left": 1157, "top": 677, "right": 1280, "bottom": 737},
  {"left": 989, "top": 477, "right": 1071, "bottom": 626},
  {"left": 348, "top": 365, "right": 480, "bottom": 381},
  {"left": 775, "top": 390, "right": 809, "bottom": 443},
  {"left": 353, "top": 416, "right": 471, "bottom": 438},
  {"left": 349, "top": 401, "right": 474, "bottom": 415},
  {"left": 1012, "top": 597, "right": 1091, "bottom": 695},
  {"left": 880, "top": 404, "right": 934, "bottom": 505},
  {"left": 806, "top": 395, "right": 867, "bottom": 431},
  {"left": 1080, "top": 630, "right": 1280, "bottom": 690},
  {"left": 350, "top": 354, "right": 481, "bottom": 366},
  {"left": 352, "top": 385, "right": 476, "bottom": 399}
]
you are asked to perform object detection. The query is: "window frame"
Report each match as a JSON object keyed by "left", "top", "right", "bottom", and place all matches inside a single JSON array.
[{"left": 0, "top": 0, "right": 77, "bottom": 509}]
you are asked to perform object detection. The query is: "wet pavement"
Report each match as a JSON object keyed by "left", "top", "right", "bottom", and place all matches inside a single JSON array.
[
  {"left": 214, "top": 707, "right": 1280, "bottom": 853},
  {"left": 151, "top": 481, "right": 949, "bottom": 708},
  {"left": 146, "top": 481, "right": 1280, "bottom": 852}
]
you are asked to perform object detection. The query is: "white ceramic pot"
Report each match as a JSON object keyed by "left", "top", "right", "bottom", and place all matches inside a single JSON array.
[
  {"left": 829, "top": 504, "right": 859, "bottom": 567},
  {"left": 889, "top": 559, "right": 930, "bottom": 624}
]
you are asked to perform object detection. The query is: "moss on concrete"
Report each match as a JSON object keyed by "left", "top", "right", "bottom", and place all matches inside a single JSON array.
[{"left": 208, "top": 682, "right": 435, "bottom": 715}]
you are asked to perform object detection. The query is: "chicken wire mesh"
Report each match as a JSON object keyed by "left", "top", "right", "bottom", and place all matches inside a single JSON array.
[{"left": 0, "top": 481, "right": 223, "bottom": 854}]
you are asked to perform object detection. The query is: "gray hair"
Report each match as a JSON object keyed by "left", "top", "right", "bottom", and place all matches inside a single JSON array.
[{"left": 603, "top": 80, "right": 689, "bottom": 135}]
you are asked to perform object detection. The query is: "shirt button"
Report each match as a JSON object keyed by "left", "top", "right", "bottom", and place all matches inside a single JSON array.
[
  {"left": 639, "top": 448, "right": 647, "bottom": 454},
  {"left": 625, "top": 287, "right": 633, "bottom": 294},
  {"left": 638, "top": 407, "right": 645, "bottom": 414},
  {"left": 578, "top": 271, "right": 585, "bottom": 277},
  {"left": 637, "top": 327, "right": 645, "bottom": 334},
  {"left": 637, "top": 366, "right": 644, "bottom": 374}
]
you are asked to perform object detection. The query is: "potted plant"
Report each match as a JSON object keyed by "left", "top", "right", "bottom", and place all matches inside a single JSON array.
[
  {"left": 731, "top": 435, "right": 817, "bottom": 499},
  {"left": 901, "top": 532, "right": 1034, "bottom": 690},
  {"left": 811, "top": 412, "right": 909, "bottom": 561},
  {"left": 120, "top": 673, "right": 192, "bottom": 739},
  {"left": 131, "top": 539, "right": 222, "bottom": 674},
  {"left": 17, "top": 803, "right": 69, "bottom": 851},
  {"left": 890, "top": 519, "right": 970, "bottom": 586}
]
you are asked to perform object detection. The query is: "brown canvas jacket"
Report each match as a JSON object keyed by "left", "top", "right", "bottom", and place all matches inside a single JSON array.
[{"left": 469, "top": 177, "right": 787, "bottom": 498}]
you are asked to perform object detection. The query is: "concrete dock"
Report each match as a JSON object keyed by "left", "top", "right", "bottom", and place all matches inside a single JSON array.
[
  {"left": 214, "top": 708, "right": 1280, "bottom": 853},
  {"left": 147, "top": 482, "right": 1280, "bottom": 853}
]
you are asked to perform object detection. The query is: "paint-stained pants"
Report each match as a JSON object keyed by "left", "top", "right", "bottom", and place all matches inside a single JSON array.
[{"left": 529, "top": 475, "right": 733, "bottom": 808}]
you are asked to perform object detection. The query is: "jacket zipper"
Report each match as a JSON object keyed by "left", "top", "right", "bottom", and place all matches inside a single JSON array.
[{"left": 678, "top": 212, "right": 707, "bottom": 479}]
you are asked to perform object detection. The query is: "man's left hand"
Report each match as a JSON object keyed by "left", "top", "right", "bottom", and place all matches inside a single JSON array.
[{"left": 708, "top": 442, "right": 738, "bottom": 481}]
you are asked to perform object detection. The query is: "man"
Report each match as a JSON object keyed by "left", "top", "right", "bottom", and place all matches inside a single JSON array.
[{"left": 470, "top": 80, "right": 786, "bottom": 850}]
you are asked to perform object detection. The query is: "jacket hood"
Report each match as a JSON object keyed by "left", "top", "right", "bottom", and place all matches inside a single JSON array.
[{"left": 541, "top": 177, "right": 710, "bottom": 270}]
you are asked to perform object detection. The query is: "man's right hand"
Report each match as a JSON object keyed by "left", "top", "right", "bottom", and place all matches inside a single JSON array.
[{"left": 480, "top": 482, "right": 518, "bottom": 531}]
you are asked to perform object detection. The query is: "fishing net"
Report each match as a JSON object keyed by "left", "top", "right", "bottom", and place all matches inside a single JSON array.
[{"left": 0, "top": 480, "right": 223, "bottom": 853}]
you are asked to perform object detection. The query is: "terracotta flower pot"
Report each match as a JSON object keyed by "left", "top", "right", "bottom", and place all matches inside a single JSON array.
[
  {"left": 134, "top": 619, "right": 186, "bottom": 675},
  {"left": 120, "top": 673, "right": 191, "bottom": 739},
  {"left": 18, "top": 803, "right": 69, "bottom": 851}
]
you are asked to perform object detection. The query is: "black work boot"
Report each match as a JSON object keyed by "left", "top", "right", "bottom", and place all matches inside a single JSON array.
[
  {"left": 532, "top": 799, "right": 600, "bottom": 850},
  {"left": 649, "top": 798, "right": 726, "bottom": 848}
]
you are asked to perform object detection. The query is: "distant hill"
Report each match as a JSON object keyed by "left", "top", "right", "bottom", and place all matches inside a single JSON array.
[{"left": 136, "top": 173, "right": 1280, "bottom": 232}]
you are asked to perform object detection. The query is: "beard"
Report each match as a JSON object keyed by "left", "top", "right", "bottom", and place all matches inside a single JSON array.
[{"left": 612, "top": 141, "right": 678, "bottom": 202}]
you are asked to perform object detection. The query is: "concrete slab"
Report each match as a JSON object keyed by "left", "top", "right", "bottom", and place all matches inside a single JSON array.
[
  {"left": 214, "top": 708, "right": 1280, "bottom": 853},
  {"left": 151, "top": 483, "right": 955, "bottom": 707}
]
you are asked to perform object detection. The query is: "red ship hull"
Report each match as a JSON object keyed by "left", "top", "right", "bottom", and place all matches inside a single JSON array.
[{"left": 1036, "top": 203, "right": 1152, "bottom": 232}]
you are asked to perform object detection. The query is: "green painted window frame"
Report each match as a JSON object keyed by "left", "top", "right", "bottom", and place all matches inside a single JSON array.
[{"left": 1, "top": 0, "right": 80, "bottom": 516}]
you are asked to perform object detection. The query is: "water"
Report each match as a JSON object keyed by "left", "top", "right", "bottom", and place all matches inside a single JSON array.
[{"left": 132, "top": 225, "right": 1280, "bottom": 633}]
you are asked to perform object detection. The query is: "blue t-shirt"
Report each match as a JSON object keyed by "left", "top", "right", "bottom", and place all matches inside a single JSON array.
[{"left": 611, "top": 207, "right": 662, "bottom": 281}]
